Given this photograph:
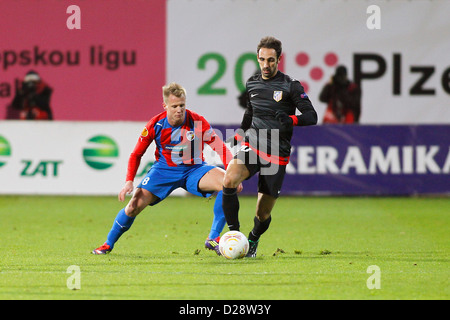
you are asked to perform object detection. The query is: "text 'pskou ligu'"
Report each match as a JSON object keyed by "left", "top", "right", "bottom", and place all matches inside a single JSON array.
[{"left": 89, "top": 46, "right": 137, "bottom": 71}]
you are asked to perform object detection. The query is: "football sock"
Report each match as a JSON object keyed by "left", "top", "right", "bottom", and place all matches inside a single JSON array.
[
  {"left": 222, "top": 186, "right": 240, "bottom": 231},
  {"left": 105, "top": 208, "right": 135, "bottom": 249},
  {"left": 248, "top": 215, "right": 272, "bottom": 242},
  {"left": 208, "top": 191, "right": 226, "bottom": 239}
]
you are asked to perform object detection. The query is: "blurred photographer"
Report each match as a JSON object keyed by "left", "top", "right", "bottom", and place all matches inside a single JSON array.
[
  {"left": 319, "top": 65, "right": 361, "bottom": 124},
  {"left": 9, "top": 70, "right": 53, "bottom": 120}
]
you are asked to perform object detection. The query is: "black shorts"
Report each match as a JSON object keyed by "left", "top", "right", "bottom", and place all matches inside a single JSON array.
[{"left": 235, "top": 145, "right": 287, "bottom": 198}]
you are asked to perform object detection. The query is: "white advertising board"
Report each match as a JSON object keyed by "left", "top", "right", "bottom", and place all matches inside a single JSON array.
[
  {"left": 167, "top": 0, "right": 450, "bottom": 125},
  {"left": 0, "top": 121, "right": 178, "bottom": 195}
]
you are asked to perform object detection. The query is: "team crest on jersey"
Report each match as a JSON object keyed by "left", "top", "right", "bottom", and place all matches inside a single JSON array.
[
  {"left": 273, "top": 91, "right": 283, "bottom": 102},
  {"left": 186, "top": 130, "right": 195, "bottom": 141}
]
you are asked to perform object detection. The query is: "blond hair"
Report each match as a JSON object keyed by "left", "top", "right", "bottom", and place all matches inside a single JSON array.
[{"left": 162, "top": 82, "right": 186, "bottom": 104}]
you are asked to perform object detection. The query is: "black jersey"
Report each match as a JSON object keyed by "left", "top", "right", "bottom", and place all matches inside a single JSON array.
[{"left": 240, "top": 71, "right": 317, "bottom": 158}]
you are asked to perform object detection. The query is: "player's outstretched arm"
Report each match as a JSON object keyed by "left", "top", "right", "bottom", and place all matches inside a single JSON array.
[{"left": 118, "top": 180, "right": 134, "bottom": 202}]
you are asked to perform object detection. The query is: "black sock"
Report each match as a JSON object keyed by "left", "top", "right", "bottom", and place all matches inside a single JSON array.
[
  {"left": 222, "top": 186, "right": 240, "bottom": 231},
  {"left": 248, "top": 216, "right": 272, "bottom": 242}
]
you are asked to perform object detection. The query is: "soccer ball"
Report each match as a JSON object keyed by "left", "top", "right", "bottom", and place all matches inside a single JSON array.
[{"left": 219, "top": 231, "right": 249, "bottom": 259}]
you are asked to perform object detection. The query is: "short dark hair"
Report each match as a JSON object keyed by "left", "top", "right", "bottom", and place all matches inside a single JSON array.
[{"left": 257, "top": 36, "right": 282, "bottom": 58}]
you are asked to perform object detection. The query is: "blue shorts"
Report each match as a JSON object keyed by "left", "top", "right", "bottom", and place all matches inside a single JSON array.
[{"left": 137, "top": 164, "right": 218, "bottom": 206}]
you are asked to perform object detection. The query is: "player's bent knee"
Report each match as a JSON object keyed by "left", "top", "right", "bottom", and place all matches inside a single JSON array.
[
  {"left": 125, "top": 199, "right": 142, "bottom": 217},
  {"left": 223, "top": 171, "right": 241, "bottom": 188},
  {"left": 125, "top": 188, "right": 155, "bottom": 217},
  {"left": 223, "top": 164, "right": 248, "bottom": 188}
]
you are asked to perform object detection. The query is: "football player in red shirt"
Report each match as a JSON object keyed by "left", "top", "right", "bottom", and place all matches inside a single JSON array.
[{"left": 92, "top": 82, "right": 242, "bottom": 255}]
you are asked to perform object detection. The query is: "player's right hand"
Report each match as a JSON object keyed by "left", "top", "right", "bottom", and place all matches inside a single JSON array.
[
  {"left": 275, "top": 110, "right": 293, "bottom": 126},
  {"left": 118, "top": 180, "right": 134, "bottom": 202}
]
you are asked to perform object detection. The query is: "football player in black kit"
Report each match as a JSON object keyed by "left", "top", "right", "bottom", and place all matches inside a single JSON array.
[{"left": 222, "top": 36, "right": 318, "bottom": 257}]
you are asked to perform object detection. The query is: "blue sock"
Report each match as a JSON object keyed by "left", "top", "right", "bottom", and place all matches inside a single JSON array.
[
  {"left": 105, "top": 208, "right": 135, "bottom": 249},
  {"left": 208, "top": 191, "right": 226, "bottom": 239}
]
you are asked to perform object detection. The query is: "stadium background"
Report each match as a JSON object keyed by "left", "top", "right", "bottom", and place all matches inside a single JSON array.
[{"left": 0, "top": 0, "right": 449, "bottom": 196}]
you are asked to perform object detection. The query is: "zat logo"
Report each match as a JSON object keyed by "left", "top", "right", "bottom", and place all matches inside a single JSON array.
[{"left": 295, "top": 51, "right": 339, "bottom": 93}]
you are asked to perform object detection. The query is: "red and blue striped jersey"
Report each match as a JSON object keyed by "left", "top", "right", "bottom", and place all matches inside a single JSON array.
[{"left": 126, "top": 109, "right": 231, "bottom": 181}]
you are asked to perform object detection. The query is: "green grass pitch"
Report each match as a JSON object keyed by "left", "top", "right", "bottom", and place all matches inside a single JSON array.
[{"left": 0, "top": 195, "right": 448, "bottom": 300}]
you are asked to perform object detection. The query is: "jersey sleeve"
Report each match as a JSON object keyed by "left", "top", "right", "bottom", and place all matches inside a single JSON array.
[
  {"left": 290, "top": 80, "right": 318, "bottom": 126},
  {"left": 239, "top": 86, "right": 254, "bottom": 131},
  {"left": 240, "top": 103, "right": 253, "bottom": 131},
  {"left": 125, "top": 120, "right": 155, "bottom": 181},
  {"left": 200, "top": 116, "right": 233, "bottom": 169}
]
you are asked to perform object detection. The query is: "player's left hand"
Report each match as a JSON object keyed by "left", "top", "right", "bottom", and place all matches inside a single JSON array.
[
  {"left": 237, "top": 183, "right": 243, "bottom": 193},
  {"left": 275, "top": 110, "right": 293, "bottom": 126}
]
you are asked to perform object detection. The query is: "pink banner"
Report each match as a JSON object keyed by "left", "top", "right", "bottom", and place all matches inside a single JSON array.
[{"left": 0, "top": 0, "right": 166, "bottom": 120}]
